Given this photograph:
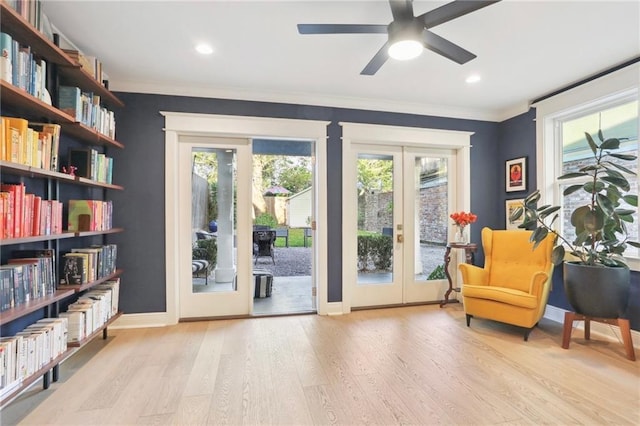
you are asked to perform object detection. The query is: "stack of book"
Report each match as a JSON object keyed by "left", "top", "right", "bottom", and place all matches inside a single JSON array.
[
  {"left": 68, "top": 148, "right": 113, "bottom": 183},
  {"left": 60, "top": 278, "right": 119, "bottom": 342},
  {"left": 0, "top": 32, "right": 48, "bottom": 102},
  {"left": 0, "top": 182, "right": 63, "bottom": 239},
  {"left": 59, "top": 244, "right": 117, "bottom": 285},
  {"left": 0, "top": 249, "right": 56, "bottom": 311},
  {"left": 0, "top": 316, "right": 68, "bottom": 400},
  {"left": 0, "top": 117, "right": 60, "bottom": 171},
  {"left": 58, "top": 86, "right": 116, "bottom": 139},
  {"left": 67, "top": 199, "right": 113, "bottom": 232}
]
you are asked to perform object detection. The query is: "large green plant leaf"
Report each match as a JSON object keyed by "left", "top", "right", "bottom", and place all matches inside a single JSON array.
[
  {"left": 582, "top": 208, "right": 604, "bottom": 232},
  {"left": 603, "top": 160, "right": 636, "bottom": 175},
  {"left": 622, "top": 195, "right": 638, "bottom": 206},
  {"left": 585, "top": 132, "right": 598, "bottom": 155},
  {"left": 609, "top": 153, "right": 637, "bottom": 161},
  {"left": 551, "top": 245, "right": 565, "bottom": 265},
  {"left": 583, "top": 181, "right": 605, "bottom": 193},
  {"left": 570, "top": 206, "right": 590, "bottom": 233},
  {"left": 558, "top": 172, "right": 588, "bottom": 180},
  {"left": 600, "top": 138, "right": 620, "bottom": 150},
  {"left": 563, "top": 184, "right": 583, "bottom": 196},
  {"left": 600, "top": 175, "right": 630, "bottom": 191}
]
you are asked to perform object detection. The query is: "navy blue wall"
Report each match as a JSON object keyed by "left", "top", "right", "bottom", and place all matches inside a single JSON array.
[{"left": 111, "top": 92, "right": 499, "bottom": 311}]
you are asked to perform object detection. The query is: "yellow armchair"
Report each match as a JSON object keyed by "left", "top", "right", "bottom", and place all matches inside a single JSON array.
[{"left": 459, "top": 227, "right": 555, "bottom": 341}]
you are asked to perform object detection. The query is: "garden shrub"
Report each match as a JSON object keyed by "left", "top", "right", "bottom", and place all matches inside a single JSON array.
[
  {"left": 255, "top": 213, "right": 277, "bottom": 229},
  {"left": 357, "top": 234, "right": 393, "bottom": 271},
  {"left": 427, "top": 264, "right": 446, "bottom": 280}
]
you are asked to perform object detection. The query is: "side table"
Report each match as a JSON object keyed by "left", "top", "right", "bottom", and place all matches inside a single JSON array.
[{"left": 440, "top": 242, "right": 477, "bottom": 307}]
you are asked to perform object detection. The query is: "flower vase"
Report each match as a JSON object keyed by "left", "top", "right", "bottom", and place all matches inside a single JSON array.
[{"left": 454, "top": 226, "right": 468, "bottom": 243}]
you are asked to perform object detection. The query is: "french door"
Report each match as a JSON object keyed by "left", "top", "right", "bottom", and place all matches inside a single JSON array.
[
  {"left": 177, "top": 136, "right": 253, "bottom": 319},
  {"left": 345, "top": 143, "right": 456, "bottom": 308}
]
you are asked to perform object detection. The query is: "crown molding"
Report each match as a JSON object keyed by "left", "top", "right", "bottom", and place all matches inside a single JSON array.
[{"left": 110, "top": 79, "right": 506, "bottom": 122}]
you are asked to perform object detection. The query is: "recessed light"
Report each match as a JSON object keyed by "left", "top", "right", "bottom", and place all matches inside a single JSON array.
[
  {"left": 466, "top": 74, "right": 481, "bottom": 84},
  {"left": 195, "top": 43, "right": 213, "bottom": 55}
]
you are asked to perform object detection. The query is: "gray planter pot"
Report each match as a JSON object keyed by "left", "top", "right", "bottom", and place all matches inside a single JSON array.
[{"left": 563, "top": 262, "right": 630, "bottom": 318}]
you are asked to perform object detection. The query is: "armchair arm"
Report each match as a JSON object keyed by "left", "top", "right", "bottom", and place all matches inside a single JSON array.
[
  {"left": 458, "top": 264, "right": 489, "bottom": 286},
  {"left": 528, "top": 271, "right": 549, "bottom": 299}
]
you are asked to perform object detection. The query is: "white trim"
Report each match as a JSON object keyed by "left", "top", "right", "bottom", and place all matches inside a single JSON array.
[
  {"left": 115, "top": 81, "right": 503, "bottom": 122},
  {"left": 163, "top": 112, "right": 330, "bottom": 319},
  {"left": 111, "top": 312, "right": 169, "bottom": 329},
  {"left": 535, "top": 63, "right": 639, "bottom": 271},
  {"left": 324, "top": 302, "right": 347, "bottom": 316}
]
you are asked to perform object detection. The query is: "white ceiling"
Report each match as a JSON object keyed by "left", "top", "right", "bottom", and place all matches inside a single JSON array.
[{"left": 42, "top": 0, "right": 640, "bottom": 122}]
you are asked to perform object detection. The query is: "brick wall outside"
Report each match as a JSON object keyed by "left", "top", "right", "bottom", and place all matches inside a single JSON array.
[{"left": 361, "top": 183, "right": 448, "bottom": 244}]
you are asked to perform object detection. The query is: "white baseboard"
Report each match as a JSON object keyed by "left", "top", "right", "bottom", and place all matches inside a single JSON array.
[
  {"left": 323, "top": 302, "right": 346, "bottom": 316},
  {"left": 544, "top": 305, "right": 640, "bottom": 350},
  {"left": 543, "top": 305, "right": 567, "bottom": 324},
  {"left": 111, "top": 312, "right": 170, "bottom": 329}
]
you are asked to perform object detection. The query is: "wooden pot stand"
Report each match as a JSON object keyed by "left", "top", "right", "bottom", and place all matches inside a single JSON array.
[{"left": 562, "top": 312, "right": 636, "bottom": 361}]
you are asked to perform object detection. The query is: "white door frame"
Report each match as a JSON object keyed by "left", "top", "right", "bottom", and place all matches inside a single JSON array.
[
  {"left": 341, "top": 122, "right": 473, "bottom": 313},
  {"left": 163, "top": 112, "right": 329, "bottom": 324}
]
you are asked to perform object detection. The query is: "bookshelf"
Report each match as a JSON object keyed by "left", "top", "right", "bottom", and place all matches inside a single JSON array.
[{"left": 0, "top": 1, "right": 124, "bottom": 408}]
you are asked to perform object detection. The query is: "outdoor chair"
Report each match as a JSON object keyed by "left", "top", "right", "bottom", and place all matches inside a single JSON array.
[
  {"left": 275, "top": 228, "right": 289, "bottom": 247},
  {"left": 253, "top": 230, "right": 276, "bottom": 264},
  {"left": 303, "top": 227, "right": 313, "bottom": 247}
]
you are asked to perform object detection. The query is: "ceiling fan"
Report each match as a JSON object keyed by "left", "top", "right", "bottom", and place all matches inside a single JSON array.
[{"left": 297, "top": 0, "right": 501, "bottom": 75}]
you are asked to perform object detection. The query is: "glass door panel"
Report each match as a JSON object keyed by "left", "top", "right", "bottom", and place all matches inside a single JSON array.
[
  {"left": 191, "top": 148, "right": 237, "bottom": 293},
  {"left": 350, "top": 146, "right": 403, "bottom": 307},
  {"left": 404, "top": 149, "right": 454, "bottom": 303}
]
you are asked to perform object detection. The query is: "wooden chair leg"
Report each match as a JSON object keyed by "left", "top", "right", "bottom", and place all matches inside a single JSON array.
[{"left": 465, "top": 314, "right": 472, "bottom": 327}]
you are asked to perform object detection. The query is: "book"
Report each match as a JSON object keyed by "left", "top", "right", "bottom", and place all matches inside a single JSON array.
[
  {"left": 30, "top": 123, "right": 61, "bottom": 171},
  {"left": 57, "top": 86, "right": 82, "bottom": 121},
  {"left": 60, "top": 253, "right": 86, "bottom": 285},
  {"left": 1, "top": 183, "right": 25, "bottom": 238},
  {"left": 3, "top": 117, "right": 28, "bottom": 165},
  {"left": 0, "top": 32, "right": 12, "bottom": 83}
]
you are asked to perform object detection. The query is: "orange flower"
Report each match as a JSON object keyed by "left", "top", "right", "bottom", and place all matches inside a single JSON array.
[{"left": 450, "top": 211, "right": 477, "bottom": 227}]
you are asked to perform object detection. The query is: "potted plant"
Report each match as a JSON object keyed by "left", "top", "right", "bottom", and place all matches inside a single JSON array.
[{"left": 510, "top": 129, "right": 638, "bottom": 318}]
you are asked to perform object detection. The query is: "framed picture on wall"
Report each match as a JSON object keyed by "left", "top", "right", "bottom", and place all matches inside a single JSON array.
[
  {"left": 506, "top": 156, "right": 527, "bottom": 192},
  {"left": 505, "top": 199, "right": 525, "bottom": 230}
]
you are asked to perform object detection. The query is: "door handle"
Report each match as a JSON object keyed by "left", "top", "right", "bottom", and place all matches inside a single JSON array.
[{"left": 397, "top": 234, "right": 404, "bottom": 243}]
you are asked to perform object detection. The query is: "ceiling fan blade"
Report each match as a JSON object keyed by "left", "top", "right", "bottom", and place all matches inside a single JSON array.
[
  {"left": 361, "top": 43, "right": 390, "bottom": 75},
  {"left": 422, "top": 30, "right": 476, "bottom": 64},
  {"left": 418, "top": 0, "right": 501, "bottom": 29},
  {"left": 297, "top": 24, "right": 387, "bottom": 34},
  {"left": 388, "top": 0, "right": 414, "bottom": 21}
]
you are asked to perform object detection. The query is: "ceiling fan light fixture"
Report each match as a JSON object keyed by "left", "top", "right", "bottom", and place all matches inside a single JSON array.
[
  {"left": 387, "top": 19, "right": 424, "bottom": 61},
  {"left": 388, "top": 39, "right": 423, "bottom": 60}
]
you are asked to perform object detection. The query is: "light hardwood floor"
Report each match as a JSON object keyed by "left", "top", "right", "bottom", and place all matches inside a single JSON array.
[{"left": 3, "top": 304, "right": 639, "bottom": 425}]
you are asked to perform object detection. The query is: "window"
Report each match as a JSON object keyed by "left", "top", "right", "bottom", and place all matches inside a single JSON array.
[
  {"left": 557, "top": 98, "right": 638, "bottom": 255},
  {"left": 535, "top": 63, "right": 639, "bottom": 270}
]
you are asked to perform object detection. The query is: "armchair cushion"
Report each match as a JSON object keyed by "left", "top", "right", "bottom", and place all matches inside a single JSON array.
[{"left": 460, "top": 227, "right": 555, "bottom": 339}]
